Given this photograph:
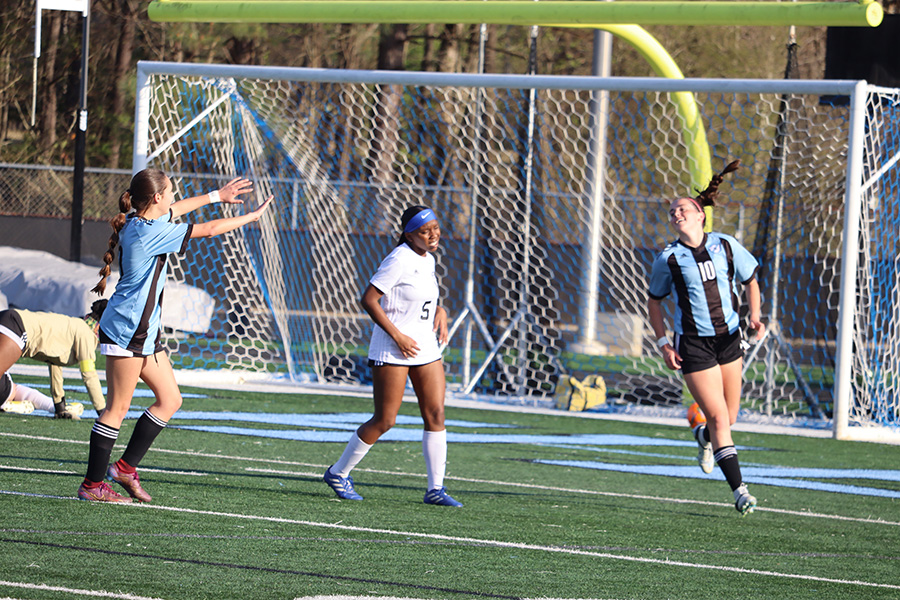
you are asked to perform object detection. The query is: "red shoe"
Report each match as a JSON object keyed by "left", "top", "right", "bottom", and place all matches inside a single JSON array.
[
  {"left": 77, "top": 481, "right": 132, "bottom": 503},
  {"left": 107, "top": 463, "right": 152, "bottom": 503}
]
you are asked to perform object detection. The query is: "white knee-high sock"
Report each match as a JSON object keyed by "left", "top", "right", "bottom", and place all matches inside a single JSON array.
[
  {"left": 15, "top": 385, "right": 54, "bottom": 412},
  {"left": 332, "top": 432, "right": 373, "bottom": 477},
  {"left": 423, "top": 429, "right": 448, "bottom": 491}
]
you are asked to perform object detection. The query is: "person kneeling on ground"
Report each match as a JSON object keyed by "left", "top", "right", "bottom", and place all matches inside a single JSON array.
[
  {"left": 0, "top": 372, "right": 69, "bottom": 416},
  {"left": 0, "top": 299, "right": 109, "bottom": 419}
]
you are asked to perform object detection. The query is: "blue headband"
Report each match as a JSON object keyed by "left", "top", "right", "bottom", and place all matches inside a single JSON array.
[{"left": 403, "top": 208, "right": 437, "bottom": 233}]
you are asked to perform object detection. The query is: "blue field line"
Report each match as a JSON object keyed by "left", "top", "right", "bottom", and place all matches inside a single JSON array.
[{"left": 532, "top": 459, "right": 900, "bottom": 499}]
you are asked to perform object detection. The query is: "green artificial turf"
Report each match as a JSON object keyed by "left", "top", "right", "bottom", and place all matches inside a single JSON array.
[{"left": 0, "top": 372, "right": 898, "bottom": 600}]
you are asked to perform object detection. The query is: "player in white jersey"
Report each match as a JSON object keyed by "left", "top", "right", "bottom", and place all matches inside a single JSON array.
[{"left": 324, "top": 205, "right": 462, "bottom": 507}]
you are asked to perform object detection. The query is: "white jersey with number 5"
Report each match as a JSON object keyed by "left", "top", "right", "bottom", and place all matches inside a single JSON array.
[{"left": 367, "top": 243, "right": 442, "bottom": 365}]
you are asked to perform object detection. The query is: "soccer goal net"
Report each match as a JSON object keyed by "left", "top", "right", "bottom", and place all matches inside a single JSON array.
[{"left": 133, "top": 61, "right": 899, "bottom": 440}]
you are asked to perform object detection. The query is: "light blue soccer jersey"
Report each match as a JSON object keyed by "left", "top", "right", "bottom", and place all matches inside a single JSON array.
[
  {"left": 98, "top": 210, "right": 192, "bottom": 355},
  {"left": 648, "top": 232, "right": 758, "bottom": 337}
]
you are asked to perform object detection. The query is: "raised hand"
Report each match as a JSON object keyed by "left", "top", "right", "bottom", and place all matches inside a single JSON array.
[
  {"left": 249, "top": 196, "right": 274, "bottom": 221},
  {"left": 218, "top": 177, "right": 254, "bottom": 204}
]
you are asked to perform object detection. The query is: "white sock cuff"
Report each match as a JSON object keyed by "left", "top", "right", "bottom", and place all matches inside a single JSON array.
[
  {"left": 143, "top": 410, "right": 169, "bottom": 428},
  {"left": 332, "top": 431, "right": 373, "bottom": 477},
  {"left": 350, "top": 431, "right": 373, "bottom": 450},
  {"left": 422, "top": 429, "right": 447, "bottom": 443}
]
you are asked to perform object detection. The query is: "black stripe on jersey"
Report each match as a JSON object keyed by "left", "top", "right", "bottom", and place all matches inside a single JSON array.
[
  {"left": 693, "top": 244, "right": 728, "bottom": 336},
  {"left": 180, "top": 223, "right": 193, "bottom": 254},
  {"left": 128, "top": 254, "right": 167, "bottom": 353},
  {"left": 667, "top": 253, "right": 699, "bottom": 336},
  {"left": 721, "top": 238, "right": 739, "bottom": 316}
]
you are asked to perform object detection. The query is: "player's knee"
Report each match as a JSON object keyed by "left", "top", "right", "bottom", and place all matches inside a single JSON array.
[
  {"left": 421, "top": 407, "right": 445, "bottom": 429},
  {"left": 370, "top": 415, "right": 396, "bottom": 434},
  {"left": 707, "top": 411, "right": 731, "bottom": 432},
  {"left": 154, "top": 393, "right": 182, "bottom": 414}
]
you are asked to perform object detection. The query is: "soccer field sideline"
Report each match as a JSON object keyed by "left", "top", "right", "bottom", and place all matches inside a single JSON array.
[{"left": 8, "top": 363, "right": 839, "bottom": 440}]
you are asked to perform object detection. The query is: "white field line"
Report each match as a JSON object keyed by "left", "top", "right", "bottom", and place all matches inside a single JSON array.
[
  {"left": 0, "top": 580, "right": 164, "bottom": 600},
  {"left": 3, "top": 431, "right": 899, "bottom": 528},
  {"left": 0, "top": 464, "right": 206, "bottom": 477},
  {"left": 7, "top": 495, "right": 894, "bottom": 592},
  {"left": 293, "top": 598, "right": 613, "bottom": 600},
  {"left": 245, "top": 466, "right": 900, "bottom": 527},
  {"left": 65, "top": 502, "right": 900, "bottom": 592},
  {"left": 293, "top": 598, "right": 616, "bottom": 600}
]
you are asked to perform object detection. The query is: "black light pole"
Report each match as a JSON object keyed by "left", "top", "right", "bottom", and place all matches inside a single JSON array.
[{"left": 70, "top": 0, "right": 91, "bottom": 262}]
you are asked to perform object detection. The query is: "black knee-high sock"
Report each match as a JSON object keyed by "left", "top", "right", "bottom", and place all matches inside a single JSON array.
[
  {"left": 86, "top": 421, "right": 119, "bottom": 483},
  {"left": 714, "top": 445, "right": 743, "bottom": 491},
  {"left": 120, "top": 411, "right": 168, "bottom": 469}
]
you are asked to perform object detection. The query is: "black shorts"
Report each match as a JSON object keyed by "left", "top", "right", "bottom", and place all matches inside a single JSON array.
[
  {"left": 99, "top": 327, "right": 164, "bottom": 358},
  {"left": 0, "top": 372, "right": 12, "bottom": 403},
  {"left": 675, "top": 330, "right": 742, "bottom": 375},
  {"left": 0, "top": 309, "right": 26, "bottom": 348}
]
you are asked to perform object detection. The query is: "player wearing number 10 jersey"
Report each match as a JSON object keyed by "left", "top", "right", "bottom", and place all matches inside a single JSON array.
[
  {"left": 322, "top": 205, "right": 462, "bottom": 507},
  {"left": 647, "top": 160, "right": 764, "bottom": 516},
  {"left": 647, "top": 230, "right": 758, "bottom": 338}
]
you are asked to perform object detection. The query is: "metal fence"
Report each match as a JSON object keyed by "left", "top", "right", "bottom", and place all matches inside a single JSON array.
[{"left": 0, "top": 163, "right": 132, "bottom": 221}]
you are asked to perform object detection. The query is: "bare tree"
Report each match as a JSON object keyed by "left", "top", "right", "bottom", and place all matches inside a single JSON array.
[
  {"left": 37, "top": 11, "right": 64, "bottom": 157},
  {"left": 367, "top": 24, "right": 408, "bottom": 231},
  {"left": 104, "top": 0, "right": 138, "bottom": 169}
]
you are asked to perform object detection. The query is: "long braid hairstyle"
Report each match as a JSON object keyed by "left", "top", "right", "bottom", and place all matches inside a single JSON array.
[
  {"left": 91, "top": 169, "right": 168, "bottom": 295},
  {"left": 695, "top": 159, "right": 741, "bottom": 210}
]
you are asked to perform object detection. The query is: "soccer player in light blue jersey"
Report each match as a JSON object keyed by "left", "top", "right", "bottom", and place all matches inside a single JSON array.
[
  {"left": 77, "top": 169, "right": 272, "bottom": 503},
  {"left": 647, "top": 161, "right": 764, "bottom": 516}
]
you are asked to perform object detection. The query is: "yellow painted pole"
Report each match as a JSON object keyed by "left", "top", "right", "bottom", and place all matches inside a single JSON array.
[
  {"left": 148, "top": 1, "right": 884, "bottom": 28},
  {"left": 574, "top": 24, "right": 712, "bottom": 196}
]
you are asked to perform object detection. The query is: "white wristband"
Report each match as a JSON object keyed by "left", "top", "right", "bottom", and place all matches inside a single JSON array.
[
  {"left": 656, "top": 336, "right": 670, "bottom": 349},
  {"left": 208, "top": 190, "right": 221, "bottom": 204}
]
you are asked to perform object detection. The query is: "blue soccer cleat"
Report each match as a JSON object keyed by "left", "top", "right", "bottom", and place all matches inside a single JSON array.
[
  {"left": 323, "top": 466, "right": 363, "bottom": 500},
  {"left": 423, "top": 487, "right": 463, "bottom": 507}
]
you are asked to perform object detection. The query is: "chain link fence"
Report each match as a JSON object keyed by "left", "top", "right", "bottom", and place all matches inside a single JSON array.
[
  {"left": 0, "top": 163, "right": 132, "bottom": 261},
  {"left": 0, "top": 163, "right": 132, "bottom": 221}
]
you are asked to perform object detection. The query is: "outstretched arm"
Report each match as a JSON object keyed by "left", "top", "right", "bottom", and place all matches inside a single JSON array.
[
  {"left": 171, "top": 177, "right": 254, "bottom": 219},
  {"left": 190, "top": 196, "right": 273, "bottom": 238}
]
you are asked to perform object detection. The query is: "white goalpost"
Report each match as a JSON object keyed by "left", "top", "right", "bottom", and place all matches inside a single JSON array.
[{"left": 132, "top": 60, "right": 900, "bottom": 442}]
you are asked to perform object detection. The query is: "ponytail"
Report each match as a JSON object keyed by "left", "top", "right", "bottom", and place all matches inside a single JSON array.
[
  {"left": 92, "top": 191, "right": 132, "bottom": 295},
  {"left": 695, "top": 159, "right": 740, "bottom": 208}
]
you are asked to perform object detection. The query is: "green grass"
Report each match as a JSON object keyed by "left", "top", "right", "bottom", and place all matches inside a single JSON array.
[{"left": 1, "top": 371, "right": 898, "bottom": 600}]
